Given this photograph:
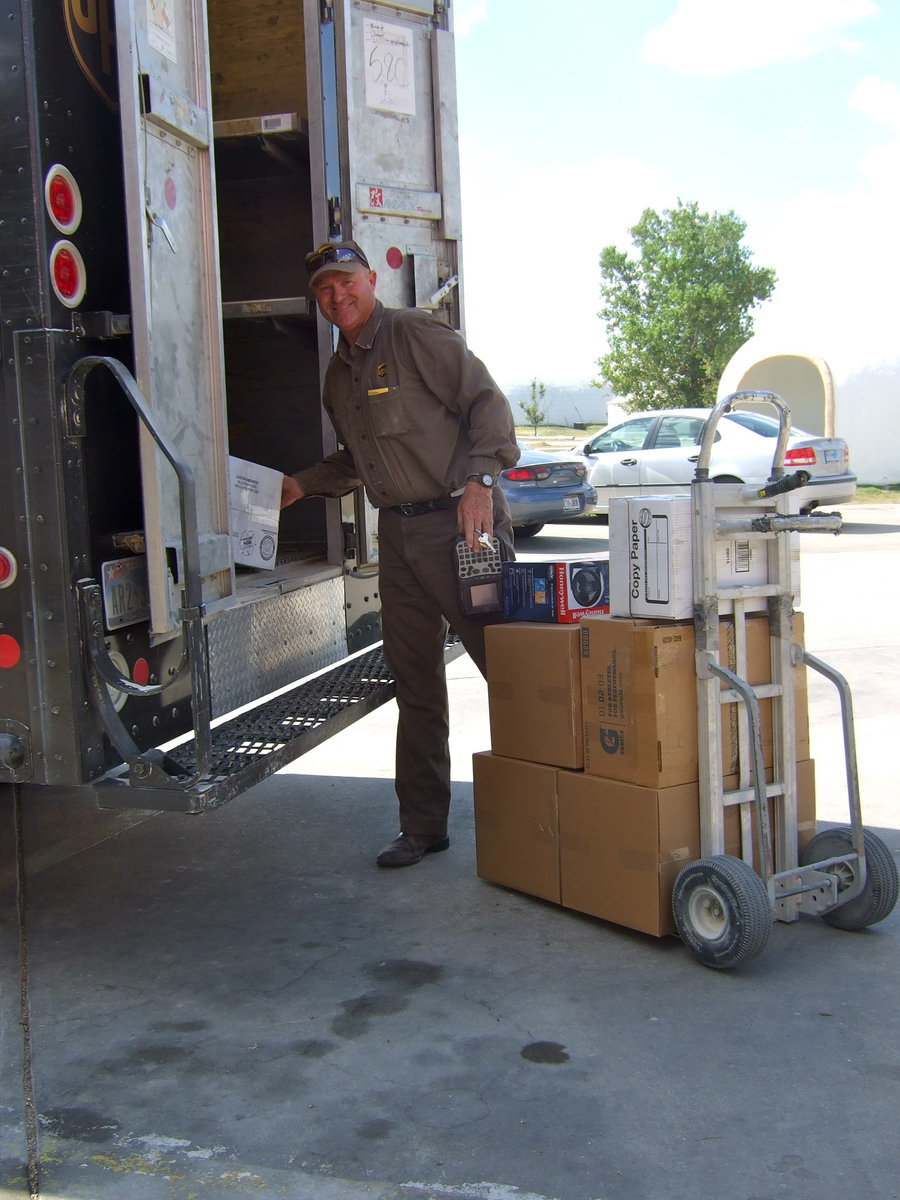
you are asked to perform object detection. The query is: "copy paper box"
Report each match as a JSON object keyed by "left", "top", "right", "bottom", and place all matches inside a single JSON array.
[
  {"left": 609, "top": 495, "right": 800, "bottom": 619},
  {"left": 485, "top": 623, "right": 583, "bottom": 767},
  {"left": 579, "top": 613, "right": 809, "bottom": 789},
  {"left": 501, "top": 558, "right": 609, "bottom": 623},
  {"left": 228, "top": 455, "right": 282, "bottom": 570},
  {"left": 472, "top": 752, "right": 560, "bottom": 903},
  {"left": 557, "top": 760, "right": 816, "bottom": 938}
]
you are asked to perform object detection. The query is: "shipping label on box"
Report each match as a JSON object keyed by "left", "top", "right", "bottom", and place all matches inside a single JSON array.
[
  {"left": 609, "top": 495, "right": 798, "bottom": 620},
  {"left": 229, "top": 456, "right": 282, "bottom": 570},
  {"left": 502, "top": 558, "right": 609, "bottom": 623}
]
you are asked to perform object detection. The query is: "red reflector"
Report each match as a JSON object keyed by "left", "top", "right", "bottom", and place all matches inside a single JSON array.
[
  {"left": 49, "top": 177, "right": 75, "bottom": 226},
  {"left": 54, "top": 248, "right": 78, "bottom": 297},
  {"left": 0, "top": 634, "right": 21, "bottom": 669},
  {"left": 0, "top": 547, "right": 17, "bottom": 588},
  {"left": 785, "top": 447, "right": 817, "bottom": 466},
  {"left": 49, "top": 240, "right": 87, "bottom": 308},
  {"left": 44, "top": 164, "right": 82, "bottom": 234},
  {"left": 133, "top": 657, "right": 151, "bottom": 686}
]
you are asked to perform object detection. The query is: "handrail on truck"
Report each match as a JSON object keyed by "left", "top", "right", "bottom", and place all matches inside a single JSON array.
[{"left": 65, "top": 355, "right": 214, "bottom": 790}]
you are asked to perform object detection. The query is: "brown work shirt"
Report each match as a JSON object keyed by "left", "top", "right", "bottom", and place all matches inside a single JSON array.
[{"left": 291, "top": 301, "right": 519, "bottom": 507}]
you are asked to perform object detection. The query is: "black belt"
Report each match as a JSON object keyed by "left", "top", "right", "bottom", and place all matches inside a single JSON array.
[{"left": 390, "top": 495, "right": 459, "bottom": 517}]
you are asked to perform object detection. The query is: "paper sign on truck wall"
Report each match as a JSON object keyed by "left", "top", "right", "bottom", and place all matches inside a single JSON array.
[{"left": 228, "top": 456, "right": 282, "bottom": 571}]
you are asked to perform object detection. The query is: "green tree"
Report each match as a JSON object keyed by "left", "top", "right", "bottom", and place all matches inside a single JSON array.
[
  {"left": 520, "top": 377, "right": 548, "bottom": 434},
  {"left": 596, "top": 200, "right": 776, "bottom": 410}
]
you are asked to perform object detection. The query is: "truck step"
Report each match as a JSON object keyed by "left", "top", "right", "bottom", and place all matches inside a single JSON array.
[{"left": 93, "top": 638, "right": 464, "bottom": 813}]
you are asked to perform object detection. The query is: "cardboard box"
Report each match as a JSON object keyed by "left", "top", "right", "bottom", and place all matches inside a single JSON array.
[
  {"left": 580, "top": 613, "right": 809, "bottom": 789},
  {"left": 485, "top": 623, "right": 584, "bottom": 767},
  {"left": 609, "top": 495, "right": 800, "bottom": 619},
  {"left": 502, "top": 558, "right": 610, "bottom": 622},
  {"left": 557, "top": 760, "right": 816, "bottom": 937},
  {"left": 472, "top": 752, "right": 560, "bottom": 903},
  {"left": 473, "top": 750, "right": 816, "bottom": 939}
]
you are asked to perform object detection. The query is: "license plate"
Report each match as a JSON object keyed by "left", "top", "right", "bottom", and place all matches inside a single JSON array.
[
  {"left": 824, "top": 448, "right": 841, "bottom": 462},
  {"left": 562, "top": 495, "right": 583, "bottom": 512},
  {"left": 101, "top": 556, "right": 150, "bottom": 630}
]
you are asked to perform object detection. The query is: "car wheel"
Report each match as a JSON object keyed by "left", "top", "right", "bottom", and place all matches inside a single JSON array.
[
  {"left": 514, "top": 522, "right": 543, "bottom": 539},
  {"left": 712, "top": 475, "right": 743, "bottom": 483}
]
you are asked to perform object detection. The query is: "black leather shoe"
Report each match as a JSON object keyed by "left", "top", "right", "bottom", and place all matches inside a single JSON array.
[{"left": 376, "top": 833, "right": 450, "bottom": 868}]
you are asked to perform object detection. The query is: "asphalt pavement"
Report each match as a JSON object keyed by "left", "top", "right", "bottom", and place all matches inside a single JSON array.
[{"left": 1, "top": 505, "right": 898, "bottom": 1200}]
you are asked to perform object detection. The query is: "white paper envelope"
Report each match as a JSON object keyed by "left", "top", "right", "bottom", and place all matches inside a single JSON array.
[{"left": 228, "top": 456, "right": 282, "bottom": 570}]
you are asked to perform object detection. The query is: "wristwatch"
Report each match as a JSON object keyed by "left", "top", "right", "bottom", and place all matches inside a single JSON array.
[{"left": 467, "top": 472, "right": 495, "bottom": 488}]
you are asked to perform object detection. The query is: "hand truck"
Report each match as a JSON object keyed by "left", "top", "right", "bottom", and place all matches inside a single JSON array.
[{"left": 671, "top": 390, "right": 899, "bottom": 968}]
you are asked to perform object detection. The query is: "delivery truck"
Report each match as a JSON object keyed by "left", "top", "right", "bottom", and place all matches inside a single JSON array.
[{"left": 0, "top": 0, "right": 464, "bottom": 811}]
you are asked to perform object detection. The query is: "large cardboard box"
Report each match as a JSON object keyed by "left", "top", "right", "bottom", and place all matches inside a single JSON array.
[
  {"left": 486, "top": 623, "right": 584, "bottom": 768},
  {"left": 609, "top": 495, "right": 800, "bottom": 619},
  {"left": 580, "top": 613, "right": 809, "bottom": 789},
  {"left": 557, "top": 760, "right": 816, "bottom": 937},
  {"left": 473, "top": 751, "right": 816, "bottom": 938},
  {"left": 501, "top": 558, "right": 610, "bottom": 622},
  {"left": 472, "top": 752, "right": 560, "bottom": 903}
]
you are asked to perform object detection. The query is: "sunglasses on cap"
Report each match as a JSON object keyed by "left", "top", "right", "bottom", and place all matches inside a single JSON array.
[{"left": 305, "top": 243, "right": 370, "bottom": 275}]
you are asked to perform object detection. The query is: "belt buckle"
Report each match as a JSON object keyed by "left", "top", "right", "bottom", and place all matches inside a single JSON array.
[{"left": 398, "top": 502, "right": 418, "bottom": 516}]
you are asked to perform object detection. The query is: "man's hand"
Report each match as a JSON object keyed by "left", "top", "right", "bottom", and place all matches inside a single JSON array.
[
  {"left": 281, "top": 474, "right": 304, "bottom": 508},
  {"left": 457, "top": 480, "right": 494, "bottom": 550}
]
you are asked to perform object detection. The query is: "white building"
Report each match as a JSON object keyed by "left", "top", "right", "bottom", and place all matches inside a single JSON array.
[{"left": 718, "top": 339, "right": 899, "bottom": 486}]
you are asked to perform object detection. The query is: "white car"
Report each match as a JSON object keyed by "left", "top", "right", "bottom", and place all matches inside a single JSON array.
[{"left": 575, "top": 407, "right": 857, "bottom": 515}]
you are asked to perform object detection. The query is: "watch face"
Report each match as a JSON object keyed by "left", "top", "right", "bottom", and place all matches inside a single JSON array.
[{"left": 481, "top": 474, "right": 494, "bottom": 487}]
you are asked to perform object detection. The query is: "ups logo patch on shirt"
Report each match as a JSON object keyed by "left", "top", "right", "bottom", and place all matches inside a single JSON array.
[{"left": 376, "top": 362, "right": 388, "bottom": 378}]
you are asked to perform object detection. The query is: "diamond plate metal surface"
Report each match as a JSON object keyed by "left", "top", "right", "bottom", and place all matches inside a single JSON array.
[
  {"left": 208, "top": 577, "right": 349, "bottom": 716},
  {"left": 93, "top": 634, "right": 464, "bottom": 812}
]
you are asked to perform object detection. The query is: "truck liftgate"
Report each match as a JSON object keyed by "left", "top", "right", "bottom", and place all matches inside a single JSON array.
[
  {"left": 69, "top": 354, "right": 461, "bottom": 815},
  {"left": 0, "top": 0, "right": 465, "bottom": 810}
]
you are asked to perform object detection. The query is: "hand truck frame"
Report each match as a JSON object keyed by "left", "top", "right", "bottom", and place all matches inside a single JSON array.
[{"left": 671, "top": 390, "right": 898, "bottom": 968}]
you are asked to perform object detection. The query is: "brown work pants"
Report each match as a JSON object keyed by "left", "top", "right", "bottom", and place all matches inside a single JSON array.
[{"left": 377, "top": 493, "right": 514, "bottom": 838}]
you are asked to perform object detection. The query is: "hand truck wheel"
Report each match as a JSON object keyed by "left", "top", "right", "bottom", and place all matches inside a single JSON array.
[
  {"left": 800, "top": 825, "right": 899, "bottom": 931},
  {"left": 672, "top": 855, "right": 772, "bottom": 969}
]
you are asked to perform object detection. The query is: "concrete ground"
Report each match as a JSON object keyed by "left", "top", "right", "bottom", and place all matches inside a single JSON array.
[{"left": 1, "top": 505, "right": 899, "bottom": 1200}]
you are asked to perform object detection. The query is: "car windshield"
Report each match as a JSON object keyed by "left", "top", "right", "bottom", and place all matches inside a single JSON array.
[{"left": 726, "top": 411, "right": 812, "bottom": 439}]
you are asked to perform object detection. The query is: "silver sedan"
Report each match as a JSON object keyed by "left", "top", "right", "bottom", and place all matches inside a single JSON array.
[{"left": 575, "top": 407, "right": 857, "bottom": 515}]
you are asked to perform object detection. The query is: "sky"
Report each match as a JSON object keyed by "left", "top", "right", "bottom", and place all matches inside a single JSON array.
[{"left": 451, "top": 0, "right": 900, "bottom": 392}]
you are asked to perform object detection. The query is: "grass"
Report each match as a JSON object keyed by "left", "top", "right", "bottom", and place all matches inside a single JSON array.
[
  {"left": 516, "top": 425, "right": 602, "bottom": 437},
  {"left": 852, "top": 484, "right": 900, "bottom": 503}
]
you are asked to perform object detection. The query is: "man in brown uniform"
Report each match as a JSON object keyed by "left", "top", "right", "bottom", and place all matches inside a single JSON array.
[{"left": 282, "top": 241, "right": 520, "bottom": 867}]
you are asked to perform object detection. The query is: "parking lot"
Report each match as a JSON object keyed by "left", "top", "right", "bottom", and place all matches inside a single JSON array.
[{"left": 1, "top": 505, "right": 898, "bottom": 1200}]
